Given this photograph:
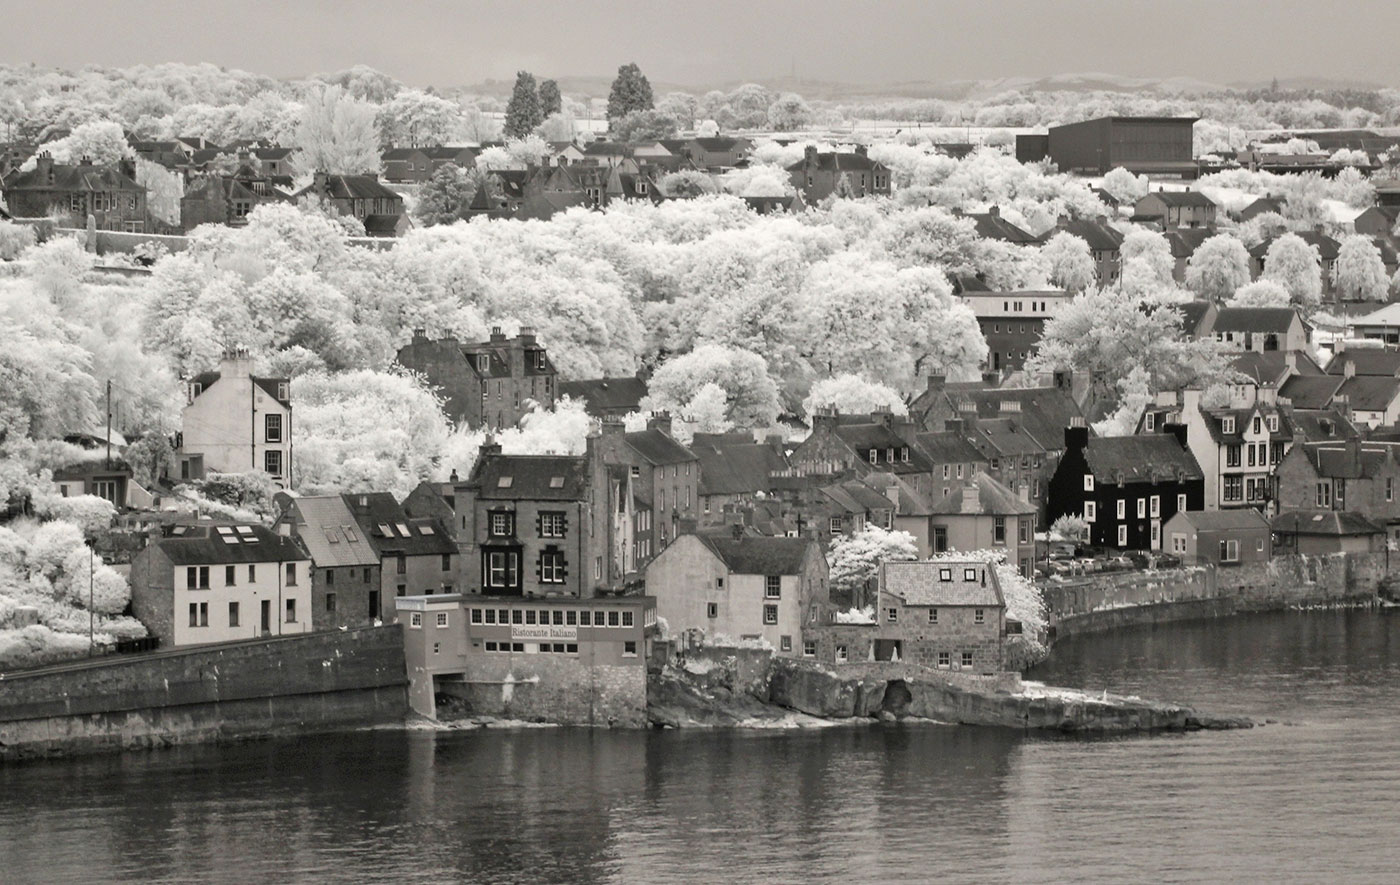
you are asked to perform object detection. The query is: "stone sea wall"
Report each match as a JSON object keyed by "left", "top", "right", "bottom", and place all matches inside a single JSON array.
[
  {"left": 437, "top": 653, "right": 647, "bottom": 728},
  {"left": 0, "top": 626, "right": 408, "bottom": 760},
  {"left": 1043, "top": 552, "right": 1394, "bottom": 638}
]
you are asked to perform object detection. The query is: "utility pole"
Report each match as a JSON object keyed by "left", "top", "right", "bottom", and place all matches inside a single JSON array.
[
  {"left": 105, "top": 379, "right": 112, "bottom": 468},
  {"left": 88, "top": 540, "right": 94, "bottom": 656}
]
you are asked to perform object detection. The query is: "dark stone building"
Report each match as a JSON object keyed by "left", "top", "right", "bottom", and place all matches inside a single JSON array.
[
  {"left": 1044, "top": 116, "right": 1198, "bottom": 178},
  {"left": 396, "top": 327, "right": 557, "bottom": 429}
]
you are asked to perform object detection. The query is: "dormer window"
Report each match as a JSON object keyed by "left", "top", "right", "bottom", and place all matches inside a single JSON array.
[
  {"left": 1252, "top": 416, "right": 1261, "bottom": 435},
  {"left": 869, "top": 449, "right": 879, "bottom": 463},
  {"left": 477, "top": 354, "right": 490, "bottom": 372},
  {"left": 277, "top": 382, "right": 289, "bottom": 401},
  {"left": 191, "top": 382, "right": 203, "bottom": 399},
  {"left": 887, "top": 447, "right": 895, "bottom": 463},
  {"left": 1267, "top": 415, "right": 1279, "bottom": 432},
  {"left": 1222, "top": 417, "right": 1236, "bottom": 434},
  {"left": 901, "top": 447, "right": 909, "bottom": 463},
  {"left": 1145, "top": 413, "right": 1155, "bottom": 431},
  {"left": 534, "top": 351, "right": 547, "bottom": 370}
]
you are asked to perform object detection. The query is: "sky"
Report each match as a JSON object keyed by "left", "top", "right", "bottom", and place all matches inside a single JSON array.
[{"left": 1, "top": 0, "right": 1397, "bottom": 91}]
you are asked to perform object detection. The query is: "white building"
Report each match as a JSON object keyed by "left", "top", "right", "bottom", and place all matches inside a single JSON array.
[{"left": 181, "top": 350, "right": 292, "bottom": 483}]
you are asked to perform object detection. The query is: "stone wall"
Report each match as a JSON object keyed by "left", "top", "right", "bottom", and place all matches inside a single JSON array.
[
  {"left": 1043, "top": 552, "right": 1393, "bottom": 637},
  {"left": 0, "top": 626, "right": 408, "bottom": 759},
  {"left": 437, "top": 650, "right": 647, "bottom": 728}
]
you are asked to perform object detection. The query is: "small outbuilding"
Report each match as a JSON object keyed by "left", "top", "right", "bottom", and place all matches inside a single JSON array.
[
  {"left": 1270, "top": 510, "right": 1386, "bottom": 555},
  {"left": 1163, "top": 509, "right": 1272, "bottom": 565}
]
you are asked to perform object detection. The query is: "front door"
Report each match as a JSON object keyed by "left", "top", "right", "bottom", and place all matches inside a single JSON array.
[
  {"left": 369, "top": 590, "right": 380, "bottom": 622},
  {"left": 261, "top": 599, "right": 271, "bottom": 634}
]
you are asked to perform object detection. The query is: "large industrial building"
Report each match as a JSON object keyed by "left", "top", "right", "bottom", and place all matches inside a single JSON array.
[{"left": 1018, "top": 116, "right": 1199, "bottom": 178}]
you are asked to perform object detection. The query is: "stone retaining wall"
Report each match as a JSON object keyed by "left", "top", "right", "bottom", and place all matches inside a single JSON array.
[{"left": 437, "top": 651, "right": 647, "bottom": 728}]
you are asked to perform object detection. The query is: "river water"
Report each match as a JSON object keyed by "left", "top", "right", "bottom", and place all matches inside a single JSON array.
[{"left": 2, "top": 609, "right": 1399, "bottom": 884}]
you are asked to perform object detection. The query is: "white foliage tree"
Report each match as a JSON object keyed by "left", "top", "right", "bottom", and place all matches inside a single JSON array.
[
  {"left": 1261, "top": 232, "right": 1323, "bottom": 311},
  {"left": 1332, "top": 234, "right": 1389, "bottom": 302},
  {"left": 802, "top": 374, "right": 908, "bottom": 420},
  {"left": 294, "top": 85, "right": 381, "bottom": 175},
  {"left": 1040, "top": 232, "right": 1097, "bottom": 293},
  {"left": 1184, "top": 233, "right": 1252, "bottom": 302},
  {"left": 828, "top": 525, "right": 919, "bottom": 596}
]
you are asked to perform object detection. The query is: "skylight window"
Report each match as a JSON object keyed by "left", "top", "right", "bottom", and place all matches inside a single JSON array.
[
  {"left": 498, "top": 476, "right": 514, "bottom": 488},
  {"left": 342, "top": 526, "right": 358, "bottom": 542},
  {"left": 395, "top": 523, "right": 411, "bottom": 537},
  {"left": 419, "top": 525, "right": 435, "bottom": 535},
  {"left": 326, "top": 530, "right": 340, "bottom": 544},
  {"left": 549, "top": 476, "right": 565, "bottom": 488},
  {"left": 377, "top": 523, "right": 394, "bottom": 537}
]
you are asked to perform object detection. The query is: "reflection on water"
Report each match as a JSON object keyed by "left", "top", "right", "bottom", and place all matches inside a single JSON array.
[{"left": 2, "top": 609, "right": 1398, "bottom": 884}]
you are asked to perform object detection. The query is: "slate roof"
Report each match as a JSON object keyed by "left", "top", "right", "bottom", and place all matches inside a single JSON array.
[
  {"left": 1230, "top": 350, "right": 1320, "bottom": 386},
  {"left": 696, "top": 534, "right": 815, "bottom": 575},
  {"left": 1211, "top": 307, "right": 1299, "bottom": 334},
  {"left": 1165, "top": 228, "right": 1213, "bottom": 260},
  {"left": 1239, "top": 196, "right": 1285, "bottom": 219},
  {"left": 1175, "top": 300, "right": 1215, "bottom": 336},
  {"left": 625, "top": 428, "right": 697, "bottom": 465},
  {"left": 558, "top": 376, "right": 647, "bottom": 415},
  {"left": 785, "top": 151, "right": 885, "bottom": 173},
  {"left": 942, "top": 386, "right": 1083, "bottom": 452},
  {"left": 1289, "top": 409, "right": 1357, "bottom": 441},
  {"left": 1083, "top": 435, "right": 1203, "bottom": 483},
  {"left": 1295, "top": 441, "right": 1400, "bottom": 479},
  {"left": 821, "top": 478, "right": 894, "bottom": 514},
  {"left": 1249, "top": 230, "right": 1340, "bottom": 261},
  {"left": 294, "top": 174, "right": 401, "bottom": 201},
  {"left": 1325, "top": 349, "right": 1400, "bottom": 377},
  {"left": 187, "top": 370, "right": 291, "bottom": 406},
  {"left": 966, "top": 210, "right": 1038, "bottom": 244},
  {"left": 155, "top": 524, "right": 308, "bottom": 566},
  {"left": 363, "top": 214, "right": 405, "bottom": 235},
  {"left": 833, "top": 423, "right": 934, "bottom": 473},
  {"left": 1271, "top": 510, "right": 1383, "bottom": 536},
  {"left": 968, "top": 419, "right": 1045, "bottom": 458},
  {"left": 343, "top": 492, "right": 457, "bottom": 556},
  {"left": 913, "top": 430, "right": 987, "bottom": 465},
  {"left": 285, "top": 495, "right": 380, "bottom": 567},
  {"left": 1279, "top": 374, "right": 1345, "bottom": 410},
  {"left": 1140, "top": 190, "right": 1217, "bottom": 208},
  {"left": 882, "top": 559, "right": 1003, "bottom": 607},
  {"left": 928, "top": 472, "right": 1036, "bottom": 516},
  {"left": 1169, "top": 509, "right": 1270, "bottom": 532},
  {"left": 691, "top": 137, "right": 746, "bottom": 152},
  {"left": 1335, "top": 376, "right": 1400, "bottom": 412},
  {"left": 471, "top": 454, "right": 590, "bottom": 500},
  {"left": 691, "top": 435, "right": 788, "bottom": 497},
  {"left": 1041, "top": 218, "right": 1123, "bottom": 252},
  {"left": 6, "top": 161, "right": 143, "bottom": 192}
]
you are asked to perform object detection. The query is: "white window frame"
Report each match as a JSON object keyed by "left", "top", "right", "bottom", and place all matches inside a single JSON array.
[
  {"left": 1116, "top": 499, "right": 1126, "bottom": 519},
  {"left": 1084, "top": 474, "right": 1095, "bottom": 492},
  {"left": 1150, "top": 495, "right": 1160, "bottom": 517},
  {"left": 1117, "top": 524, "right": 1128, "bottom": 546},
  {"left": 1084, "top": 501, "right": 1096, "bottom": 522}
]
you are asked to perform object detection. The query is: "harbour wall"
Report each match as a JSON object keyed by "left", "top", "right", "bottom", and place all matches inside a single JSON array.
[{"left": 0, "top": 625, "right": 408, "bottom": 760}]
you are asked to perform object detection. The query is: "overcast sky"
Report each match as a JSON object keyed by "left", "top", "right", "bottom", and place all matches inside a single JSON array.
[{"left": 2, "top": 0, "right": 1397, "bottom": 89}]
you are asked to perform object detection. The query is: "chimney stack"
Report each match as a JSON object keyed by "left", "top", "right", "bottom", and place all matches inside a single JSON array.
[
  {"left": 490, "top": 325, "right": 505, "bottom": 343},
  {"left": 926, "top": 374, "right": 946, "bottom": 392},
  {"left": 647, "top": 411, "right": 673, "bottom": 436},
  {"left": 1065, "top": 417, "right": 1089, "bottom": 451}
]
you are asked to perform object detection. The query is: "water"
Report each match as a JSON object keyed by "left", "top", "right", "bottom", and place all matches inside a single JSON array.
[{"left": 3, "top": 609, "right": 1399, "bottom": 884}]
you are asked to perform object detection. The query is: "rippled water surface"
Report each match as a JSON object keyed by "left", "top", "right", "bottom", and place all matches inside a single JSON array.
[{"left": 3, "top": 609, "right": 1399, "bottom": 884}]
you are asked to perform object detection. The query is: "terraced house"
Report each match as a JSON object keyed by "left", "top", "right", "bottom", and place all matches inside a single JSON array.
[
  {"left": 1154, "top": 385, "right": 1296, "bottom": 512},
  {"left": 3, "top": 153, "right": 147, "bottom": 230},
  {"left": 396, "top": 326, "right": 557, "bottom": 429}
]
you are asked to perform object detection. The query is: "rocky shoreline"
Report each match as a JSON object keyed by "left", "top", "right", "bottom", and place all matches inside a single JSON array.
[{"left": 648, "top": 655, "right": 1254, "bottom": 734}]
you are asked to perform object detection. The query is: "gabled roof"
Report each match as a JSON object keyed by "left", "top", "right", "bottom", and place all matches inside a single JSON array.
[
  {"left": 821, "top": 478, "right": 894, "bottom": 514},
  {"left": 1040, "top": 218, "right": 1124, "bottom": 252},
  {"left": 785, "top": 150, "right": 885, "bottom": 173},
  {"left": 625, "top": 428, "right": 698, "bottom": 465},
  {"left": 153, "top": 524, "right": 307, "bottom": 566},
  {"left": 343, "top": 492, "right": 457, "bottom": 556},
  {"left": 966, "top": 210, "right": 1038, "bottom": 244},
  {"left": 691, "top": 434, "right": 788, "bottom": 497},
  {"left": 1170, "top": 509, "right": 1270, "bottom": 531},
  {"left": 1175, "top": 300, "right": 1216, "bottom": 336},
  {"left": 294, "top": 173, "right": 401, "bottom": 201},
  {"left": 1231, "top": 350, "right": 1322, "bottom": 386},
  {"left": 913, "top": 430, "right": 986, "bottom": 465},
  {"left": 1294, "top": 441, "right": 1400, "bottom": 479},
  {"left": 1325, "top": 349, "right": 1400, "bottom": 377},
  {"left": 1198, "top": 403, "right": 1293, "bottom": 445},
  {"left": 1349, "top": 302, "right": 1400, "bottom": 329},
  {"left": 690, "top": 137, "right": 747, "bottom": 152},
  {"left": 471, "top": 454, "right": 590, "bottom": 500},
  {"left": 968, "top": 419, "right": 1045, "bottom": 458},
  {"left": 1210, "top": 307, "right": 1300, "bottom": 334},
  {"left": 883, "top": 559, "right": 1003, "bottom": 607},
  {"left": 833, "top": 423, "right": 934, "bottom": 474},
  {"left": 285, "top": 495, "right": 380, "bottom": 567},
  {"left": 421, "top": 146, "right": 477, "bottom": 161},
  {"left": 1083, "top": 435, "right": 1203, "bottom": 483},
  {"left": 1271, "top": 510, "right": 1383, "bottom": 536},
  {"left": 382, "top": 147, "right": 427, "bottom": 161},
  {"left": 696, "top": 534, "right": 815, "bottom": 575},
  {"left": 928, "top": 472, "right": 1036, "bottom": 516},
  {"left": 1290, "top": 409, "right": 1358, "bottom": 441},
  {"left": 1250, "top": 230, "right": 1340, "bottom": 261},
  {"left": 558, "top": 377, "right": 647, "bottom": 414},
  {"left": 1239, "top": 196, "right": 1285, "bottom": 219},
  {"left": 7, "top": 161, "right": 143, "bottom": 192},
  {"left": 1279, "top": 374, "right": 1345, "bottom": 410},
  {"left": 937, "top": 386, "right": 1084, "bottom": 452},
  {"left": 1335, "top": 375, "right": 1400, "bottom": 412},
  {"left": 1165, "top": 228, "right": 1214, "bottom": 260},
  {"left": 1138, "top": 190, "right": 1217, "bottom": 209}
]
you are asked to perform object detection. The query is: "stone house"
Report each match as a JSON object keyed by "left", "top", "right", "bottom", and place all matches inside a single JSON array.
[
  {"left": 1249, "top": 230, "right": 1339, "bottom": 299},
  {"left": 130, "top": 523, "right": 312, "bottom": 647},
  {"left": 1047, "top": 423, "right": 1205, "bottom": 550},
  {"left": 1270, "top": 510, "right": 1385, "bottom": 554},
  {"left": 557, "top": 376, "right": 648, "bottom": 420},
  {"left": 644, "top": 532, "right": 830, "bottom": 657},
  {"left": 381, "top": 146, "right": 477, "bottom": 183},
  {"left": 786, "top": 145, "right": 892, "bottom": 203},
  {"left": 179, "top": 164, "right": 289, "bottom": 231},
  {"left": 3, "top": 153, "right": 148, "bottom": 230},
  {"left": 292, "top": 171, "right": 409, "bottom": 237},
  {"left": 588, "top": 415, "right": 700, "bottom": 562},
  {"left": 923, "top": 473, "right": 1038, "bottom": 577},
  {"left": 1163, "top": 509, "right": 1272, "bottom": 566},
  {"left": 789, "top": 410, "right": 936, "bottom": 500},
  {"left": 690, "top": 432, "right": 790, "bottom": 525},
  {"left": 272, "top": 495, "right": 383, "bottom": 629},
  {"left": 1038, "top": 215, "right": 1124, "bottom": 285},
  {"left": 395, "top": 326, "right": 557, "bottom": 429},
  {"left": 1274, "top": 438, "right": 1400, "bottom": 547},
  {"left": 872, "top": 559, "right": 1005, "bottom": 671},
  {"left": 342, "top": 492, "right": 458, "bottom": 621},
  {"left": 180, "top": 350, "right": 291, "bottom": 483},
  {"left": 1205, "top": 307, "right": 1309, "bottom": 353}
]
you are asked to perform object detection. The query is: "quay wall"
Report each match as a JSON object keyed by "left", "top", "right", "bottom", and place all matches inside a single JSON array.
[{"left": 0, "top": 626, "right": 408, "bottom": 759}]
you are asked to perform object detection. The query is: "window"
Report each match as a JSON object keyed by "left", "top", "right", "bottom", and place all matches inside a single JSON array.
[
  {"left": 942, "top": 465, "right": 950, "bottom": 480},
  {"left": 265, "top": 414, "right": 282, "bottom": 443},
  {"left": 1145, "top": 413, "right": 1155, "bottom": 431},
  {"left": 539, "top": 512, "right": 566, "bottom": 537},
  {"left": 961, "top": 651, "right": 974, "bottom": 668},
  {"left": 1116, "top": 499, "right": 1126, "bottom": 520},
  {"left": 956, "top": 464, "right": 964, "bottom": 479},
  {"left": 1317, "top": 482, "right": 1331, "bottom": 508},
  {"left": 1150, "top": 495, "right": 1160, "bottom": 517},
  {"left": 928, "top": 608, "right": 938, "bottom": 624},
  {"left": 869, "top": 449, "right": 878, "bottom": 464},
  {"left": 264, "top": 449, "right": 283, "bottom": 477},
  {"left": 476, "top": 354, "right": 490, "bottom": 373},
  {"left": 835, "top": 645, "right": 848, "bottom": 663},
  {"left": 225, "top": 565, "right": 236, "bottom": 586},
  {"left": 1388, "top": 478, "right": 1394, "bottom": 503},
  {"left": 623, "top": 641, "right": 637, "bottom": 657},
  {"left": 1019, "top": 520, "right": 1029, "bottom": 544},
  {"left": 410, "top": 612, "right": 422, "bottom": 628},
  {"left": 228, "top": 601, "right": 239, "bottom": 627},
  {"left": 994, "top": 517, "right": 1006, "bottom": 544},
  {"left": 886, "top": 607, "right": 899, "bottom": 623},
  {"left": 1222, "top": 417, "right": 1235, "bottom": 435},
  {"left": 1268, "top": 415, "right": 1279, "bottom": 432},
  {"left": 765, "top": 575, "right": 781, "bottom": 598},
  {"left": 707, "top": 602, "right": 718, "bottom": 618},
  {"left": 186, "top": 566, "right": 210, "bottom": 589},
  {"left": 1252, "top": 416, "right": 1261, "bottom": 435},
  {"left": 489, "top": 512, "right": 514, "bottom": 537},
  {"left": 938, "top": 568, "right": 952, "bottom": 582},
  {"left": 974, "top": 609, "right": 985, "bottom": 624},
  {"left": 487, "top": 551, "right": 518, "bottom": 588},
  {"left": 471, "top": 608, "right": 483, "bottom": 624},
  {"left": 1226, "top": 445, "right": 1241, "bottom": 468},
  {"left": 441, "top": 553, "right": 452, "bottom": 572},
  {"left": 608, "top": 611, "right": 620, "bottom": 627},
  {"left": 764, "top": 605, "right": 778, "bottom": 625},
  {"left": 1117, "top": 525, "right": 1128, "bottom": 546},
  {"left": 622, "top": 611, "right": 635, "bottom": 628},
  {"left": 1151, "top": 522, "right": 1161, "bottom": 546},
  {"left": 395, "top": 554, "right": 406, "bottom": 575},
  {"left": 1084, "top": 474, "right": 1095, "bottom": 492},
  {"left": 780, "top": 635, "right": 792, "bottom": 653},
  {"left": 1220, "top": 540, "right": 1239, "bottom": 562},
  {"left": 436, "top": 612, "right": 448, "bottom": 627},
  {"left": 803, "top": 641, "right": 816, "bottom": 657},
  {"left": 540, "top": 550, "right": 566, "bottom": 583},
  {"left": 1137, "top": 499, "right": 1146, "bottom": 519},
  {"left": 285, "top": 599, "right": 297, "bottom": 623},
  {"left": 1177, "top": 494, "right": 1187, "bottom": 511},
  {"left": 938, "top": 651, "right": 950, "bottom": 668},
  {"left": 1224, "top": 475, "right": 1244, "bottom": 503},
  {"left": 1084, "top": 501, "right": 1096, "bottom": 522},
  {"left": 964, "top": 568, "right": 977, "bottom": 581},
  {"left": 829, "top": 516, "right": 842, "bottom": 535},
  {"left": 286, "top": 562, "right": 297, "bottom": 586}
]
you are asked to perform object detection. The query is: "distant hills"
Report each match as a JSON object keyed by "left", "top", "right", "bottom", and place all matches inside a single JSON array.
[{"left": 458, "top": 71, "right": 1390, "bottom": 101}]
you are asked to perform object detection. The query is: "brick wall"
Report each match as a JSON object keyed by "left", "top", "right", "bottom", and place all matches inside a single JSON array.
[{"left": 0, "top": 626, "right": 408, "bottom": 759}]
